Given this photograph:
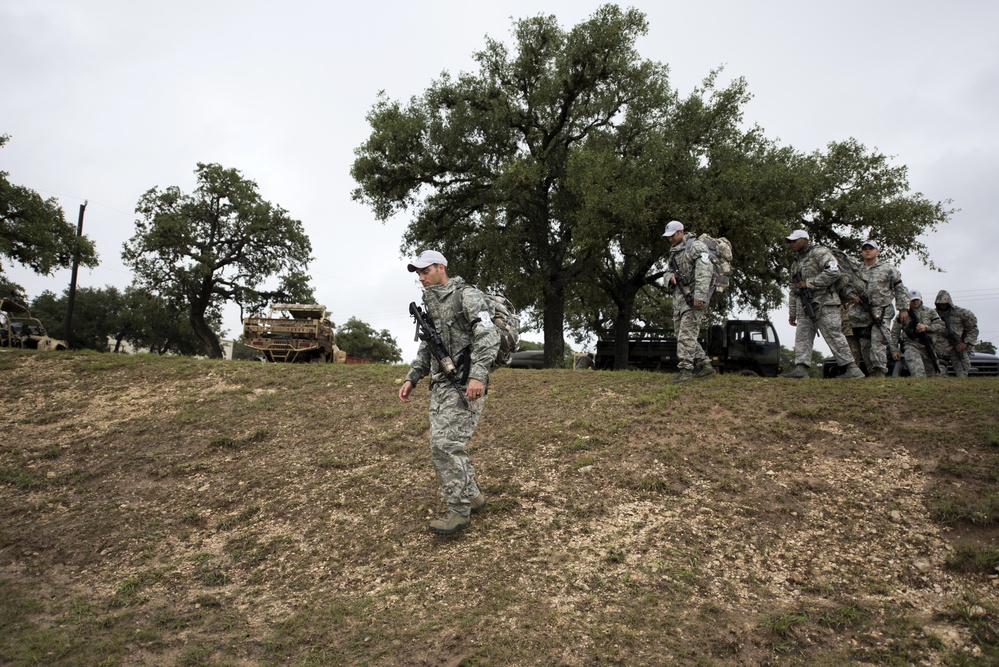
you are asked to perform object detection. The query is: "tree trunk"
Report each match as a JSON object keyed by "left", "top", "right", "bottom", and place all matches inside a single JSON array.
[
  {"left": 541, "top": 286, "right": 565, "bottom": 369},
  {"left": 190, "top": 310, "right": 223, "bottom": 358},
  {"left": 612, "top": 301, "right": 634, "bottom": 370}
]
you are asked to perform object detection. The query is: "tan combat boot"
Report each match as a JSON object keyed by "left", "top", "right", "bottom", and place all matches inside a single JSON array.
[
  {"left": 780, "top": 364, "right": 810, "bottom": 379},
  {"left": 470, "top": 492, "right": 486, "bottom": 514},
  {"left": 838, "top": 363, "right": 865, "bottom": 379},
  {"left": 428, "top": 511, "right": 470, "bottom": 535},
  {"left": 693, "top": 362, "right": 716, "bottom": 379}
]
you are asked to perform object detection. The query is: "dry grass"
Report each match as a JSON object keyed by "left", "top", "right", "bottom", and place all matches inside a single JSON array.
[{"left": 1, "top": 349, "right": 998, "bottom": 666}]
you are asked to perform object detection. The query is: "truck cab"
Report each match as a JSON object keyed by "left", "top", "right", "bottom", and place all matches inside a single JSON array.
[
  {"left": 592, "top": 319, "right": 781, "bottom": 376},
  {"left": 707, "top": 320, "right": 781, "bottom": 376}
]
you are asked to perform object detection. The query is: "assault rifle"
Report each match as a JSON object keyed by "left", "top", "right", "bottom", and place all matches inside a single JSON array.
[
  {"left": 409, "top": 302, "right": 469, "bottom": 408},
  {"left": 905, "top": 307, "right": 941, "bottom": 375},
  {"left": 940, "top": 318, "right": 965, "bottom": 352},
  {"left": 792, "top": 270, "right": 818, "bottom": 322},
  {"left": 858, "top": 293, "right": 896, "bottom": 357},
  {"left": 669, "top": 256, "right": 694, "bottom": 307}
]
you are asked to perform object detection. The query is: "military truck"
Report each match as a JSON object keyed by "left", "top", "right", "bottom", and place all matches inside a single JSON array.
[
  {"left": 242, "top": 303, "right": 346, "bottom": 363},
  {"left": 0, "top": 298, "right": 69, "bottom": 351},
  {"left": 592, "top": 319, "right": 782, "bottom": 376}
]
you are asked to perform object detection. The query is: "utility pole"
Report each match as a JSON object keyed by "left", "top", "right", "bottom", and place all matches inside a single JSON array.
[{"left": 64, "top": 200, "right": 87, "bottom": 343}]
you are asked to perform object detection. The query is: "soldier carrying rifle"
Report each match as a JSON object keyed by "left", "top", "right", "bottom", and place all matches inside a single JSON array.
[
  {"left": 782, "top": 229, "right": 864, "bottom": 379},
  {"left": 891, "top": 289, "right": 946, "bottom": 377},
  {"left": 662, "top": 220, "right": 717, "bottom": 384},
  {"left": 399, "top": 251, "right": 500, "bottom": 535},
  {"left": 847, "top": 239, "right": 910, "bottom": 377},
  {"left": 934, "top": 290, "right": 979, "bottom": 377}
]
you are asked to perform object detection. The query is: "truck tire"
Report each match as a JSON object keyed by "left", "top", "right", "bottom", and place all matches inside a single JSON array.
[{"left": 736, "top": 369, "right": 760, "bottom": 377}]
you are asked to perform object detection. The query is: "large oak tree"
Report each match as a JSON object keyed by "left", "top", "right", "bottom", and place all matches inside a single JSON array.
[
  {"left": 123, "top": 163, "right": 313, "bottom": 358},
  {"left": 353, "top": 5, "right": 665, "bottom": 367},
  {"left": 353, "top": 6, "right": 952, "bottom": 368}
]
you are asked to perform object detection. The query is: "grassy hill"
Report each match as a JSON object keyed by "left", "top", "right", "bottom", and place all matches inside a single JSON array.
[{"left": 1, "top": 350, "right": 997, "bottom": 666}]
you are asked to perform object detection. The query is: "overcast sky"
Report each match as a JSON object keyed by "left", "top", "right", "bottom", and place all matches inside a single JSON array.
[{"left": 3, "top": 0, "right": 998, "bottom": 361}]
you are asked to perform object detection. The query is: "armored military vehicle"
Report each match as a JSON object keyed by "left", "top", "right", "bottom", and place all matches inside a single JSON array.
[
  {"left": 0, "top": 298, "right": 69, "bottom": 351},
  {"left": 242, "top": 303, "right": 345, "bottom": 363}
]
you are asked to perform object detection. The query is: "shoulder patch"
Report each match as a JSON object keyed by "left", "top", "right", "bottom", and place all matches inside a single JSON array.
[{"left": 700, "top": 252, "right": 711, "bottom": 264}]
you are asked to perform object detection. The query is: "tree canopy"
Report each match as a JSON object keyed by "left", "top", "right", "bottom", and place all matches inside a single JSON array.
[
  {"left": 1, "top": 134, "right": 98, "bottom": 279},
  {"left": 353, "top": 5, "right": 952, "bottom": 368},
  {"left": 335, "top": 316, "right": 403, "bottom": 363},
  {"left": 30, "top": 285, "right": 213, "bottom": 355},
  {"left": 123, "top": 163, "right": 314, "bottom": 358},
  {"left": 353, "top": 4, "right": 663, "bottom": 367}
]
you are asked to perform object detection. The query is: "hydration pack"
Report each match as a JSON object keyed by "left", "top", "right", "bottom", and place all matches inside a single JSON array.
[
  {"left": 457, "top": 287, "right": 521, "bottom": 369},
  {"left": 688, "top": 234, "right": 734, "bottom": 294}
]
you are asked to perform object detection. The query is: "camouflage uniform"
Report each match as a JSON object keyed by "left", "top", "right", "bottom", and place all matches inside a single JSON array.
[
  {"left": 934, "top": 290, "right": 979, "bottom": 377},
  {"left": 891, "top": 303, "right": 946, "bottom": 377},
  {"left": 405, "top": 277, "right": 500, "bottom": 517},
  {"left": 787, "top": 242, "right": 856, "bottom": 368},
  {"left": 664, "top": 236, "right": 714, "bottom": 372},
  {"left": 839, "top": 304, "right": 864, "bottom": 368},
  {"left": 847, "top": 259, "right": 907, "bottom": 374}
]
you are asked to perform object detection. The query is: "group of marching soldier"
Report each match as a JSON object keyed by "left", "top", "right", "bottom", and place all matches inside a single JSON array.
[{"left": 781, "top": 229, "right": 979, "bottom": 378}]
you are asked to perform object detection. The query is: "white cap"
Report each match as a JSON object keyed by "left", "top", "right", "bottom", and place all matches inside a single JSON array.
[
  {"left": 908, "top": 289, "right": 922, "bottom": 301},
  {"left": 662, "top": 220, "right": 684, "bottom": 237},
  {"left": 862, "top": 239, "right": 879, "bottom": 250},
  {"left": 407, "top": 250, "right": 448, "bottom": 272},
  {"left": 786, "top": 229, "right": 809, "bottom": 241}
]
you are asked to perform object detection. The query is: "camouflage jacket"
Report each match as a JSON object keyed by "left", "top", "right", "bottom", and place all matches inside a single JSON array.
[
  {"left": 891, "top": 303, "right": 945, "bottom": 348},
  {"left": 405, "top": 276, "right": 500, "bottom": 387},
  {"left": 934, "top": 290, "right": 979, "bottom": 348},
  {"left": 787, "top": 243, "right": 842, "bottom": 318},
  {"left": 848, "top": 259, "right": 907, "bottom": 326},
  {"left": 664, "top": 236, "right": 714, "bottom": 308}
]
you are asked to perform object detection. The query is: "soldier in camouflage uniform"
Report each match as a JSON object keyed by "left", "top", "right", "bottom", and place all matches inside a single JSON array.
[
  {"left": 934, "top": 290, "right": 979, "bottom": 377},
  {"left": 782, "top": 229, "right": 864, "bottom": 379},
  {"left": 891, "top": 289, "right": 946, "bottom": 377},
  {"left": 662, "top": 220, "right": 717, "bottom": 384},
  {"left": 399, "top": 250, "right": 500, "bottom": 535},
  {"left": 847, "top": 239, "right": 909, "bottom": 377}
]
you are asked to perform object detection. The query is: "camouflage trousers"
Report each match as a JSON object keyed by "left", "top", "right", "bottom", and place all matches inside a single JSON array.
[
  {"left": 851, "top": 307, "right": 895, "bottom": 373},
  {"left": 904, "top": 342, "right": 945, "bottom": 378},
  {"left": 673, "top": 305, "right": 709, "bottom": 371},
  {"left": 428, "top": 382, "right": 484, "bottom": 516},
  {"left": 794, "top": 305, "right": 855, "bottom": 368},
  {"left": 936, "top": 347, "right": 971, "bottom": 377}
]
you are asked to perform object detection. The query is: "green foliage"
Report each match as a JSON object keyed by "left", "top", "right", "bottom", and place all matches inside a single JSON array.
[
  {"left": 0, "top": 277, "right": 27, "bottom": 302},
  {"left": 0, "top": 134, "right": 99, "bottom": 279},
  {"left": 28, "top": 285, "right": 212, "bottom": 354},
  {"left": 976, "top": 341, "right": 996, "bottom": 354},
  {"left": 123, "top": 162, "right": 313, "bottom": 358},
  {"left": 334, "top": 316, "right": 403, "bottom": 363},
  {"left": 351, "top": 8, "right": 951, "bottom": 369},
  {"left": 352, "top": 5, "right": 659, "bottom": 368},
  {"left": 801, "top": 138, "right": 953, "bottom": 269}
]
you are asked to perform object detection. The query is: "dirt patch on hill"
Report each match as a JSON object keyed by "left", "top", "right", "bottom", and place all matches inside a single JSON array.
[{"left": 1, "top": 352, "right": 997, "bottom": 666}]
